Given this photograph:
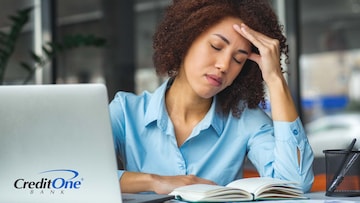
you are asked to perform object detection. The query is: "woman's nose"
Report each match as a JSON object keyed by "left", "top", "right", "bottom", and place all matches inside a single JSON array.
[{"left": 215, "top": 54, "right": 231, "bottom": 73}]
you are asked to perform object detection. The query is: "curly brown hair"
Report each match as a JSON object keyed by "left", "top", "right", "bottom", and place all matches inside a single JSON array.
[{"left": 153, "top": 0, "right": 288, "bottom": 118}]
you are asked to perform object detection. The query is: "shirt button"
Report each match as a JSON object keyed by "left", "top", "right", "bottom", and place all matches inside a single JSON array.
[{"left": 293, "top": 129, "right": 299, "bottom": 135}]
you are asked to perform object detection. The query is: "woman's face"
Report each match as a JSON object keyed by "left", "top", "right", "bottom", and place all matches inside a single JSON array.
[{"left": 179, "top": 17, "right": 251, "bottom": 99}]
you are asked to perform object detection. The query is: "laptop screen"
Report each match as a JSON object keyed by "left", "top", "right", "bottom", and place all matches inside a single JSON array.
[{"left": 0, "top": 84, "right": 122, "bottom": 203}]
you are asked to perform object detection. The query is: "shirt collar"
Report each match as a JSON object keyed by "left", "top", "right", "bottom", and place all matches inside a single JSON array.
[
  {"left": 144, "top": 78, "right": 170, "bottom": 130},
  {"left": 144, "top": 78, "right": 224, "bottom": 136},
  {"left": 196, "top": 96, "right": 224, "bottom": 136}
]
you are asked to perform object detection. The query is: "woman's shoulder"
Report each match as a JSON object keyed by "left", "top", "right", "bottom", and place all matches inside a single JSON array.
[
  {"left": 111, "top": 90, "right": 152, "bottom": 107},
  {"left": 113, "top": 90, "right": 149, "bottom": 99},
  {"left": 111, "top": 80, "right": 169, "bottom": 107},
  {"left": 240, "top": 105, "right": 273, "bottom": 124}
]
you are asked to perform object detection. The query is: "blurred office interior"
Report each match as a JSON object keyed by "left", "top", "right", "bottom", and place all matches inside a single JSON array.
[{"left": 1, "top": 0, "right": 360, "bottom": 183}]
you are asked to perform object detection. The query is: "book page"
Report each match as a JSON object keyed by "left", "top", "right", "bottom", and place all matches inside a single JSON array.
[
  {"left": 226, "top": 177, "right": 303, "bottom": 199},
  {"left": 169, "top": 184, "right": 253, "bottom": 202}
]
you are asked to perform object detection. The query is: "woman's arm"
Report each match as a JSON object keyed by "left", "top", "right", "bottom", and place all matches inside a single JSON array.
[
  {"left": 234, "top": 22, "right": 300, "bottom": 158},
  {"left": 120, "top": 171, "right": 216, "bottom": 194},
  {"left": 234, "top": 23, "right": 314, "bottom": 192},
  {"left": 234, "top": 23, "right": 298, "bottom": 122}
]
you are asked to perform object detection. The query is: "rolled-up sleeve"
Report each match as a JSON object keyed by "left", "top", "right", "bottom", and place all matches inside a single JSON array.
[
  {"left": 272, "top": 118, "right": 314, "bottom": 192},
  {"left": 117, "top": 170, "right": 125, "bottom": 179},
  {"left": 248, "top": 117, "right": 314, "bottom": 192}
]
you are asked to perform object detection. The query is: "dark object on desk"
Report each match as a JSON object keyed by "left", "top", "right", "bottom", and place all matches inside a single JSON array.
[
  {"left": 324, "top": 140, "right": 360, "bottom": 197},
  {"left": 326, "top": 138, "right": 356, "bottom": 194},
  {"left": 122, "top": 193, "right": 174, "bottom": 203}
]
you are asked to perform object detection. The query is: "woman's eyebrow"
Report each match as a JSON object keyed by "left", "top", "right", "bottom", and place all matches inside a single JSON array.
[
  {"left": 214, "top": 33, "right": 230, "bottom": 44},
  {"left": 213, "top": 34, "right": 249, "bottom": 55}
]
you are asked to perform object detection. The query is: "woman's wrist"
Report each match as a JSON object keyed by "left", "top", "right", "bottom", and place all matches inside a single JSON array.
[
  {"left": 266, "top": 74, "right": 298, "bottom": 121},
  {"left": 263, "top": 71, "right": 286, "bottom": 88},
  {"left": 120, "top": 171, "right": 158, "bottom": 193},
  {"left": 148, "top": 173, "right": 160, "bottom": 192}
]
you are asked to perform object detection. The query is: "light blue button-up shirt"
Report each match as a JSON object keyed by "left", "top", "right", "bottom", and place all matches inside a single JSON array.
[{"left": 109, "top": 79, "right": 314, "bottom": 192}]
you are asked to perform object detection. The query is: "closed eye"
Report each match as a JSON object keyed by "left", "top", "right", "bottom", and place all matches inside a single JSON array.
[
  {"left": 233, "top": 57, "right": 242, "bottom": 64},
  {"left": 210, "top": 44, "right": 221, "bottom": 51}
]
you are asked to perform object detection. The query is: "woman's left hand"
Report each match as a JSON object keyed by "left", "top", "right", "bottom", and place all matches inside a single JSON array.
[
  {"left": 233, "top": 23, "right": 283, "bottom": 85},
  {"left": 233, "top": 23, "right": 299, "bottom": 122}
]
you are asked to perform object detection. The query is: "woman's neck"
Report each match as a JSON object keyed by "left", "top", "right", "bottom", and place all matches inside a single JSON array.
[
  {"left": 165, "top": 77, "right": 212, "bottom": 146},
  {"left": 165, "top": 77, "right": 212, "bottom": 123}
]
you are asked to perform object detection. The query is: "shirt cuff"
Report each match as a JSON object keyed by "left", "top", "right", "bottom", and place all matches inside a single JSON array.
[
  {"left": 273, "top": 117, "right": 306, "bottom": 144},
  {"left": 117, "top": 170, "right": 125, "bottom": 180}
]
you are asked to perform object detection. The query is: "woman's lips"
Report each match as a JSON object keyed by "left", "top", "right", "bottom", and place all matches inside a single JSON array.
[{"left": 206, "top": 74, "right": 223, "bottom": 86}]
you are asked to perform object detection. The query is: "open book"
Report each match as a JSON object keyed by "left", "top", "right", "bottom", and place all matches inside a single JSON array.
[{"left": 169, "top": 177, "right": 306, "bottom": 202}]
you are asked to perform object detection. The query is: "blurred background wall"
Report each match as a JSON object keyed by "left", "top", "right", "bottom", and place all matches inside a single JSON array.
[{"left": 1, "top": 0, "right": 360, "bottom": 178}]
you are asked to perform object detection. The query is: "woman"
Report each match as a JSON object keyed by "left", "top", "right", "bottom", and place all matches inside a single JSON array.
[{"left": 109, "top": 0, "right": 314, "bottom": 194}]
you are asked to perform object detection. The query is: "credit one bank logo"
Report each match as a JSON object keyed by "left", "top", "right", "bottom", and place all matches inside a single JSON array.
[{"left": 13, "top": 169, "right": 83, "bottom": 195}]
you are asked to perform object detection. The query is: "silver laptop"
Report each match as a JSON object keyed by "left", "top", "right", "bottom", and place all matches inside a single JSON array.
[
  {"left": 0, "top": 84, "right": 122, "bottom": 203},
  {"left": 0, "top": 83, "right": 174, "bottom": 203}
]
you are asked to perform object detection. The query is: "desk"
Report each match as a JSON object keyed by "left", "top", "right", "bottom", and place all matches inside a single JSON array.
[
  {"left": 165, "top": 192, "right": 360, "bottom": 202},
  {"left": 305, "top": 192, "right": 360, "bottom": 201}
]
